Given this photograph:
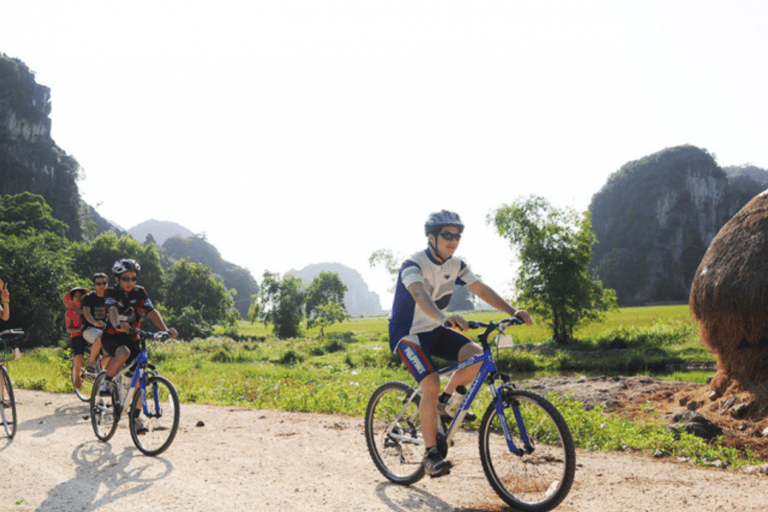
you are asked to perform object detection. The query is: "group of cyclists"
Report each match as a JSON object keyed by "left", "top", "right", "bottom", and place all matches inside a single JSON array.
[
  {"left": 64, "top": 259, "right": 178, "bottom": 403},
  {"left": 6, "top": 210, "right": 530, "bottom": 478}
]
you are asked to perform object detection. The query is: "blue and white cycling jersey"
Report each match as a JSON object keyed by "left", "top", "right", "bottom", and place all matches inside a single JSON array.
[{"left": 388, "top": 248, "right": 478, "bottom": 352}]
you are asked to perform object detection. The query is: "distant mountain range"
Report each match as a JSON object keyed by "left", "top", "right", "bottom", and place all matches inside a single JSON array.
[
  {"left": 127, "top": 220, "right": 384, "bottom": 317},
  {"left": 129, "top": 219, "right": 194, "bottom": 246}
]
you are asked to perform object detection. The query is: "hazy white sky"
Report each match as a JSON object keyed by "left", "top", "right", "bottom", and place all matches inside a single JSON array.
[{"left": 2, "top": 1, "right": 767, "bottom": 310}]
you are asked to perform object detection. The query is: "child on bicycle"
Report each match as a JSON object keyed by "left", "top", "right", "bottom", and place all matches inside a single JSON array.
[
  {"left": 388, "top": 210, "right": 532, "bottom": 477},
  {"left": 99, "top": 259, "right": 177, "bottom": 433},
  {"left": 65, "top": 286, "right": 89, "bottom": 390}
]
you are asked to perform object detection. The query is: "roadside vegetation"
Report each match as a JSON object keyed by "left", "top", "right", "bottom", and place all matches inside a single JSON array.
[{"left": 10, "top": 304, "right": 762, "bottom": 468}]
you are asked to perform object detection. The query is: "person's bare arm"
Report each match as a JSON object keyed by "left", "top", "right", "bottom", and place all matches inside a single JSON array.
[
  {"left": 0, "top": 280, "right": 9, "bottom": 321},
  {"left": 467, "top": 281, "right": 533, "bottom": 325},
  {"left": 83, "top": 306, "right": 105, "bottom": 328},
  {"left": 146, "top": 309, "right": 178, "bottom": 338}
]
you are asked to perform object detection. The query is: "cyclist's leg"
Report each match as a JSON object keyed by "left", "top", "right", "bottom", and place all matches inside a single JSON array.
[
  {"left": 430, "top": 327, "right": 482, "bottom": 395},
  {"left": 396, "top": 338, "right": 440, "bottom": 446},
  {"left": 103, "top": 333, "right": 137, "bottom": 378},
  {"left": 72, "top": 336, "right": 87, "bottom": 389},
  {"left": 396, "top": 335, "right": 451, "bottom": 476},
  {"left": 83, "top": 327, "right": 102, "bottom": 369},
  {"left": 418, "top": 372, "right": 440, "bottom": 449},
  {"left": 443, "top": 341, "right": 483, "bottom": 394}
]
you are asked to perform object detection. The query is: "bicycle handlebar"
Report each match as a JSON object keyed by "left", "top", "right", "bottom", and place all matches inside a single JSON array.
[
  {"left": 0, "top": 329, "right": 24, "bottom": 338},
  {"left": 130, "top": 328, "right": 172, "bottom": 342},
  {"left": 466, "top": 317, "right": 524, "bottom": 330}
]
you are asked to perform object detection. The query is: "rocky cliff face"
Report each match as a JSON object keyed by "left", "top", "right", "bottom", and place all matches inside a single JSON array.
[
  {"left": 590, "top": 145, "right": 763, "bottom": 305},
  {"left": 1, "top": 53, "right": 82, "bottom": 240}
]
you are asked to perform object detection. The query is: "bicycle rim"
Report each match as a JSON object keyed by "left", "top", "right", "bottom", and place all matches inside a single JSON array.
[
  {"left": 1, "top": 366, "right": 17, "bottom": 438},
  {"left": 73, "top": 362, "right": 95, "bottom": 402},
  {"left": 364, "top": 381, "right": 425, "bottom": 485},
  {"left": 479, "top": 388, "right": 575, "bottom": 512},
  {"left": 90, "top": 372, "right": 119, "bottom": 442},
  {"left": 130, "top": 375, "right": 180, "bottom": 456}
]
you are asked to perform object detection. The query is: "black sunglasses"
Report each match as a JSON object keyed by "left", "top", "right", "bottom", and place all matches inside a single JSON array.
[
  {"left": 439, "top": 231, "right": 462, "bottom": 241},
  {"left": 94, "top": 281, "right": 107, "bottom": 286},
  {"left": 120, "top": 276, "right": 138, "bottom": 282}
]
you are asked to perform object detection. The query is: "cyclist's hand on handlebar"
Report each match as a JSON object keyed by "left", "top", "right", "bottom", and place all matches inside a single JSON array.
[
  {"left": 514, "top": 310, "right": 534, "bottom": 326},
  {"left": 117, "top": 321, "right": 131, "bottom": 333},
  {"left": 444, "top": 315, "right": 469, "bottom": 331},
  {"left": 167, "top": 327, "right": 178, "bottom": 338}
]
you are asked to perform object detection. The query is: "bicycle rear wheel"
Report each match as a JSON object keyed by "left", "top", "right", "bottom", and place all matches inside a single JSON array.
[
  {"left": 479, "top": 387, "right": 575, "bottom": 512},
  {"left": 1, "top": 365, "right": 17, "bottom": 438},
  {"left": 90, "top": 372, "right": 120, "bottom": 442},
  {"left": 129, "top": 375, "right": 180, "bottom": 456},
  {"left": 73, "top": 360, "right": 96, "bottom": 402},
  {"left": 364, "top": 381, "right": 425, "bottom": 485}
]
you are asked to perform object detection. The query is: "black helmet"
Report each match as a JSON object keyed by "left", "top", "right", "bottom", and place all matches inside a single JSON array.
[
  {"left": 424, "top": 210, "right": 464, "bottom": 236},
  {"left": 112, "top": 258, "right": 141, "bottom": 275}
]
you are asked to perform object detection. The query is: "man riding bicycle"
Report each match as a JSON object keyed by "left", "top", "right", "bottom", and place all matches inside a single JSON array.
[
  {"left": 99, "top": 259, "right": 177, "bottom": 428},
  {"left": 388, "top": 210, "right": 532, "bottom": 477}
]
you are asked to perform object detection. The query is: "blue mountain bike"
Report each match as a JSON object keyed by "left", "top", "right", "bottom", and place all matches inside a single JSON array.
[
  {"left": 364, "top": 318, "right": 575, "bottom": 511},
  {"left": 89, "top": 329, "right": 180, "bottom": 456}
]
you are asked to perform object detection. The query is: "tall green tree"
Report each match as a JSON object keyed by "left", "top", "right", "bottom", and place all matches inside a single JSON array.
[
  {"left": 68, "top": 233, "right": 165, "bottom": 300},
  {"left": 0, "top": 192, "right": 69, "bottom": 238},
  {"left": 305, "top": 271, "right": 347, "bottom": 319},
  {"left": 305, "top": 271, "right": 349, "bottom": 337},
  {"left": 0, "top": 232, "right": 77, "bottom": 344},
  {"left": 490, "top": 196, "right": 617, "bottom": 344},
  {"left": 250, "top": 271, "right": 305, "bottom": 338},
  {"left": 162, "top": 259, "right": 236, "bottom": 336},
  {"left": 0, "top": 193, "right": 78, "bottom": 344}
]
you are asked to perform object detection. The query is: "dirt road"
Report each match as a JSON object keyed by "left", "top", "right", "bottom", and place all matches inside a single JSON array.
[{"left": 1, "top": 389, "right": 766, "bottom": 511}]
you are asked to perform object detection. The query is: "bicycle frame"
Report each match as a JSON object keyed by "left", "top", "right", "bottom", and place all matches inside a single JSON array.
[{"left": 400, "top": 319, "right": 531, "bottom": 455}]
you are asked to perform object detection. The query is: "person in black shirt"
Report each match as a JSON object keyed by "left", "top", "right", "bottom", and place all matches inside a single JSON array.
[
  {"left": 81, "top": 272, "right": 109, "bottom": 373},
  {"left": 99, "top": 259, "right": 177, "bottom": 399}
]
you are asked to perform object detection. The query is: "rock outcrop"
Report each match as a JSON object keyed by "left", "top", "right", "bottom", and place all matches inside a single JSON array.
[
  {"left": 0, "top": 53, "right": 85, "bottom": 240},
  {"left": 590, "top": 145, "right": 767, "bottom": 305}
]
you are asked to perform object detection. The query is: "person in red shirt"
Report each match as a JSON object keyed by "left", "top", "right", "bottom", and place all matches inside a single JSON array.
[{"left": 65, "top": 287, "right": 89, "bottom": 389}]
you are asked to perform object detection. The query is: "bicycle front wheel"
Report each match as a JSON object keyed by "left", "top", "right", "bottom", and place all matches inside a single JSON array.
[
  {"left": 73, "top": 361, "right": 95, "bottom": 402},
  {"left": 90, "top": 372, "right": 119, "bottom": 442},
  {"left": 364, "top": 381, "right": 425, "bottom": 485},
  {"left": 479, "top": 387, "right": 575, "bottom": 512},
  {"left": 1, "top": 365, "right": 17, "bottom": 438},
  {"left": 129, "top": 375, "right": 180, "bottom": 456}
]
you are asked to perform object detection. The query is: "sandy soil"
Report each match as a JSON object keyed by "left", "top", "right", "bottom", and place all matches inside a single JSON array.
[{"left": 1, "top": 381, "right": 767, "bottom": 512}]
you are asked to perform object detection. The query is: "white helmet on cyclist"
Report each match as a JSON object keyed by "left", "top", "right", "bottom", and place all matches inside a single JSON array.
[{"left": 112, "top": 258, "right": 141, "bottom": 276}]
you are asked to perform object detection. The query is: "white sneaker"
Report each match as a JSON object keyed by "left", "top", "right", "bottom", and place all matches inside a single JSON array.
[{"left": 133, "top": 416, "right": 149, "bottom": 435}]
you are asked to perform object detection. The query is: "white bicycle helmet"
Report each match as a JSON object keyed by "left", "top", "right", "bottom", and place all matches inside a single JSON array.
[{"left": 112, "top": 258, "right": 141, "bottom": 275}]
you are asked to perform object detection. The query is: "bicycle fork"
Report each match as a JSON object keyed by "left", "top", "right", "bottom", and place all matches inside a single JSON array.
[{"left": 494, "top": 386, "right": 535, "bottom": 456}]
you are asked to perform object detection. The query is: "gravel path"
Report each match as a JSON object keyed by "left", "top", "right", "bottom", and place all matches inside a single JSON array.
[{"left": 1, "top": 388, "right": 766, "bottom": 511}]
